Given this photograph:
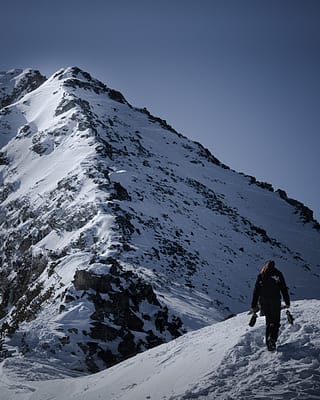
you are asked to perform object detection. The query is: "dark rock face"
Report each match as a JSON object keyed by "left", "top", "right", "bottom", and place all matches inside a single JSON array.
[
  {"left": 71, "top": 257, "right": 184, "bottom": 371},
  {"left": 0, "top": 69, "right": 46, "bottom": 108},
  {"left": 0, "top": 151, "right": 9, "bottom": 165},
  {"left": 277, "top": 189, "right": 320, "bottom": 230},
  {"left": 110, "top": 182, "right": 131, "bottom": 201}
]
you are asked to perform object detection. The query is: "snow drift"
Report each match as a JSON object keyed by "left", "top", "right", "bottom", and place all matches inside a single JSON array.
[{"left": 0, "top": 300, "right": 319, "bottom": 399}]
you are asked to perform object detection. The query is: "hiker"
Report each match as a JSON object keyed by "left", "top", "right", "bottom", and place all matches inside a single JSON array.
[{"left": 251, "top": 260, "right": 290, "bottom": 351}]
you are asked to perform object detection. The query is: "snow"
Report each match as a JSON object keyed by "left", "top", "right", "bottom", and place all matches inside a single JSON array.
[
  {"left": 0, "top": 300, "right": 319, "bottom": 399},
  {"left": 1, "top": 66, "right": 320, "bottom": 383}
]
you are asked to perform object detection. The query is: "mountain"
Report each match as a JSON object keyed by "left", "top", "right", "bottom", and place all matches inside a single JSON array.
[
  {"left": 1, "top": 300, "right": 319, "bottom": 399},
  {"left": 0, "top": 66, "right": 319, "bottom": 374}
]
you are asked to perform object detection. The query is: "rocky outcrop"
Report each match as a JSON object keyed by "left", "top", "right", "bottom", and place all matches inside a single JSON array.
[
  {"left": 277, "top": 189, "right": 320, "bottom": 230},
  {"left": 70, "top": 257, "right": 184, "bottom": 371},
  {"left": 0, "top": 69, "right": 46, "bottom": 108}
]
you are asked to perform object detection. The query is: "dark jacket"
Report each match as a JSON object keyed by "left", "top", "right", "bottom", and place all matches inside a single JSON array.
[{"left": 251, "top": 266, "right": 290, "bottom": 309}]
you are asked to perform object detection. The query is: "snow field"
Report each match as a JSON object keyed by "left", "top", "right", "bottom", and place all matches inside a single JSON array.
[{"left": 0, "top": 300, "right": 319, "bottom": 400}]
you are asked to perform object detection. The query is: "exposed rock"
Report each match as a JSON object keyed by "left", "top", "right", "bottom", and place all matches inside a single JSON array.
[
  {"left": 277, "top": 189, "right": 320, "bottom": 230},
  {"left": 0, "top": 69, "right": 46, "bottom": 109},
  {"left": 73, "top": 270, "right": 112, "bottom": 293},
  {"left": 71, "top": 258, "right": 183, "bottom": 369},
  {"left": 110, "top": 182, "right": 131, "bottom": 201},
  {"left": 0, "top": 151, "right": 9, "bottom": 165}
]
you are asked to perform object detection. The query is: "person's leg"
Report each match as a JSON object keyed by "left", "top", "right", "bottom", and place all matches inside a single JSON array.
[
  {"left": 262, "top": 301, "right": 280, "bottom": 351},
  {"left": 262, "top": 302, "right": 272, "bottom": 345},
  {"left": 268, "top": 304, "right": 281, "bottom": 343}
]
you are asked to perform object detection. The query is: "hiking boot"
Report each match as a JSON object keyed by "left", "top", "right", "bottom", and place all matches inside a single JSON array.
[{"left": 267, "top": 338, "right": 276, "bottom": 352}]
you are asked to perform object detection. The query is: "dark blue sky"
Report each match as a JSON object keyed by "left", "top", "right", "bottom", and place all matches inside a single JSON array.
[{"left": 1, "top": 0, "right": 320, "bottom": 220}]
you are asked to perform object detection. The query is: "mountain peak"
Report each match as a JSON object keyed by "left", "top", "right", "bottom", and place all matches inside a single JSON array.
[
  {"left": 52, "top": 66, "right": 94, "bottom": 82},
  {"left": 50, "top": 66, "right": 129, "bottom": 105}
]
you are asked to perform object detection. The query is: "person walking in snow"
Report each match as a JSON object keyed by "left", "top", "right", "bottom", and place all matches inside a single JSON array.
[{"left": 251, "top": 260, "right": 290, "bottom": 351}]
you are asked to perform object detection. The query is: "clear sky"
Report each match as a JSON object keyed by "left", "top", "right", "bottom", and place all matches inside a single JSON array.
[{"left": 1, "top": 0, "right": 319, "bottom": 221}]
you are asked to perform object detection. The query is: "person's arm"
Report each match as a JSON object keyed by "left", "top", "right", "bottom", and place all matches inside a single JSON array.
[
  {"left": 279, "top": 272, "right": 290, "bottom": 307},
  {"left": 251, "top": 275, "right": 261, "bottom": 311}
]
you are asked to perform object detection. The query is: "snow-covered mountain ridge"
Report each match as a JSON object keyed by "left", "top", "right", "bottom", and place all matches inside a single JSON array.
[
  {"left": 1, "top": 300, "right": 319, "bottom": 399},
  {"left": 0, "top": 67, "right": 319, "bottom": 373}
]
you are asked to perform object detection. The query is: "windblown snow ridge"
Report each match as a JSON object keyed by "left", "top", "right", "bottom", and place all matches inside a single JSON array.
[{"left": 0, "top": 300, "right": 319, "bottom": 399}]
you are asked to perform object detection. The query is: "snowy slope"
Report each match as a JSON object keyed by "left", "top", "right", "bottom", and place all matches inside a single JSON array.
[
  {"left": 0, "top": 69, "right": 46, "bottom": 148},
  {"left": 0, "top": 66, "right": 320, "bottom": 373},
  {"left": 0, "top": 300, "right": 319, "bottom": 399}
]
